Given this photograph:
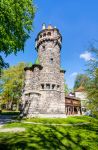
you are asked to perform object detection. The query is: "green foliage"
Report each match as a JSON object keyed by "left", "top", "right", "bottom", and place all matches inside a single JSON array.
[
  {"left": 73, "top": 45, "right": 98, "bottom": 117},
  {"left": 0, "top": 56, "right": 9, "bottom": 75},
  {"left": 0, "top": 116, "right": 98, "bottom": 150},
  {"left": 85, "top": 48, "right": 98, "bottom": 117},
  {"left": 0, "top": 0, "right": 36, "bottom": 69},
  {"left": 86, "top": 70, "right": 98, "bottom": 116},
  {"left": 0, "top": 62, "right": 26, "bottom": 110},
  {"left": 74, "top": 74, "right": 89, "bottom": 90},
  {"left": 64, "top": 82, "right": 69, "bottom": 95}
]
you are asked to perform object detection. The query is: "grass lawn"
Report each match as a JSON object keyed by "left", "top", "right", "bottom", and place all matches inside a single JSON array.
[{"left": 0, "top": 116, "right": 98, "bottom": 150}]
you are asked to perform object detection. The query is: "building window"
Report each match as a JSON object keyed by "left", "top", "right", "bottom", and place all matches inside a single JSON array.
[
  {"left": 40, "top": 35, "right": 42, "bottom": 38},
  {"left": 50, "top": 58, "right": 53, "bottom": 64},
  {"left": 43, "top": 45, "right": 45, "bottom": 49},
  {"left": 41, "top": 84, "right": 44, "bottom": 89},
  {"left": 57, "top": 85, "right": 60, "bottom": 90},
  {"left": 43, "top": 33, "right": 46, "bottom": 37},
  {"left": 46, "top": 84, "right": 50, "bottom": 89},
  {"left": 47, "top": 32, "right": 51, "bottom": 36},
  {"left": 52, "top": 84, "right": 55, "bottom": 89}
]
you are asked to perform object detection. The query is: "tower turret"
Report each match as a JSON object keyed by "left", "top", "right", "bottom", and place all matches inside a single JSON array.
[
  {"left": 35, "top": 24, "right": 62, "bottom": 51},
  {"left": 22, "top": 24, "right": 65, "bottom": 118},
  {"left": 35, "top": 25, "right": 62, "bottom": 83},
  {"left": 35, "top": 25, "right": 65, "bottom": 115}
]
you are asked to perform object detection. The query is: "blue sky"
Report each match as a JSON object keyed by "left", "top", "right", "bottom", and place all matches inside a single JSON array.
[{"left": 2, "top": 0, "right": 98, "bottom": 88}]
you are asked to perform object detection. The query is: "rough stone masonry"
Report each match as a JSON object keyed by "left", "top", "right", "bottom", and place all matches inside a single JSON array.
[{"left": 21, "top": 24, "right": 66, "bottom": 118}]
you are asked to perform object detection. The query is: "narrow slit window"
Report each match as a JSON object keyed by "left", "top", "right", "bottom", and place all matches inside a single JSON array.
[
  {"left": 46, "top": 84, "right": 50, "bottom": 89},
  {"left": 41, "top": 84, "right": 44, "bottom": 89},
  {"left": 52, "top": 84, "right": 55, "bottom": 89},
  {"left": 43, "top": 45, "right": 45, "bottom": 49},
  {"left": 40, "top": 35, "right": 42, "bottom": 38},
  {"left": 50, "top": 58, "right": 53, "bottom": 64},
  {"left": 57, "top": 85, "right": 60, "bottom": 90}
]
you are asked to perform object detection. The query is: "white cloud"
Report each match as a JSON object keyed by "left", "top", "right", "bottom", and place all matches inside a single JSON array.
[
  {"left": 80, "top": 51, "right": 93, "bottom": 61},
  {"left": 70, "top": 72, "right": 78, "bottom": 77}
]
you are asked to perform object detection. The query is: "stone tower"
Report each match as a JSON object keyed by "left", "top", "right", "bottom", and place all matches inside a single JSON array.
[{"left": 22, "top": 24, "right": 66, "bottom": 118}]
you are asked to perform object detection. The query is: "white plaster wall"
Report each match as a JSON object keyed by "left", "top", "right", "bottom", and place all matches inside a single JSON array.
[{"left": 75, "top": 92, "right": 87, "bottom": 101}]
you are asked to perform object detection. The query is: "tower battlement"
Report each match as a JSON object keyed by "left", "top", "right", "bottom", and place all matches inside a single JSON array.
[{"left": 35, "top": 24, "right": 62, "bottom": 50}]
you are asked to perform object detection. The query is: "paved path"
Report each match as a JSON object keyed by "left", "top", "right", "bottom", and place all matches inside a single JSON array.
[
  {"left": 0, "top": 115, "right": 90, "bottom": 127},
  {"left": 0, "top": 115, "right": 18, "bottom": 129},
  {"left": 0, "top": 115, "right": 18, "bottom": 125},
  {"left": 0, "top": 115, "right": 90, "bottom": 133},
  {"left": 0, "top": 127, "right": 25, "bottom": 132},
  {"left": 0, "top": 116, "right": 25, "bottom": 132},
  {"left": 0, "top": 121, "right": 90, "bottom": 133},
  {"left": 0, "top": 119, "right": 14, "bottom": 125}
]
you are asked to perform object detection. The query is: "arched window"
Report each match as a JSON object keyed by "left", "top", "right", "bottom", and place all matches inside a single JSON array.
[
  {"left": 46, "top": 84, "right": 50, "bottom": 89},
  {"left": 40, "top": 35, "right": 42, "bottom": 38},
  {"left": 47, "top": 32, "right": 51, "bottom": 36},
  {"left": 43, "top": 33, "right": 46, "bottom": 37}
]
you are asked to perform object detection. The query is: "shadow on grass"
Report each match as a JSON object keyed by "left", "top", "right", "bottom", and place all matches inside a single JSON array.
[{"left": 0, "top": 122, "right": 98, "bottom": 150}]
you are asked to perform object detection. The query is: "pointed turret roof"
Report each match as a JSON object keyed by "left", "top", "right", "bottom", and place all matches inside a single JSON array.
[
  {"left": 75, "top": 86, "right": 85, "bottom": 92},
  {"left": 34, "top": 57, "right": 40, "bottom": 65},
  {"left": 27, "top": 62, "right": 33, "bottom": 67}
]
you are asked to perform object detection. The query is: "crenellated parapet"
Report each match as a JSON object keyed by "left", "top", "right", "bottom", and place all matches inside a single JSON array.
[
  {"left": 24, "top": 64, "right": 43, "bottom": 71},
  {"left": 23, "top": 64, "right": 43, "bottom": 95},
  {"left": 35, "top": 24, "right": 62, "bottom": 50}
]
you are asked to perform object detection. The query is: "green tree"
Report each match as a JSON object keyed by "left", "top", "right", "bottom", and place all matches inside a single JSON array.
[
  {"left": 86, "top": 68, "right": 98, "bottom": 116},
  {"left": 0, "top": 56, "right": 9, "bottom": 76},
  {"left": 0, "top": 62, "right": 26, "bottom": 110},
  {"left": 0, "top": 0, "right": 35, "bottom": 70},
  {"left": 64, "top": 82, "right": 69, "bottom": 95},
  {"left": 85, "top": 47, "right": 98, "bottom": 116}
]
